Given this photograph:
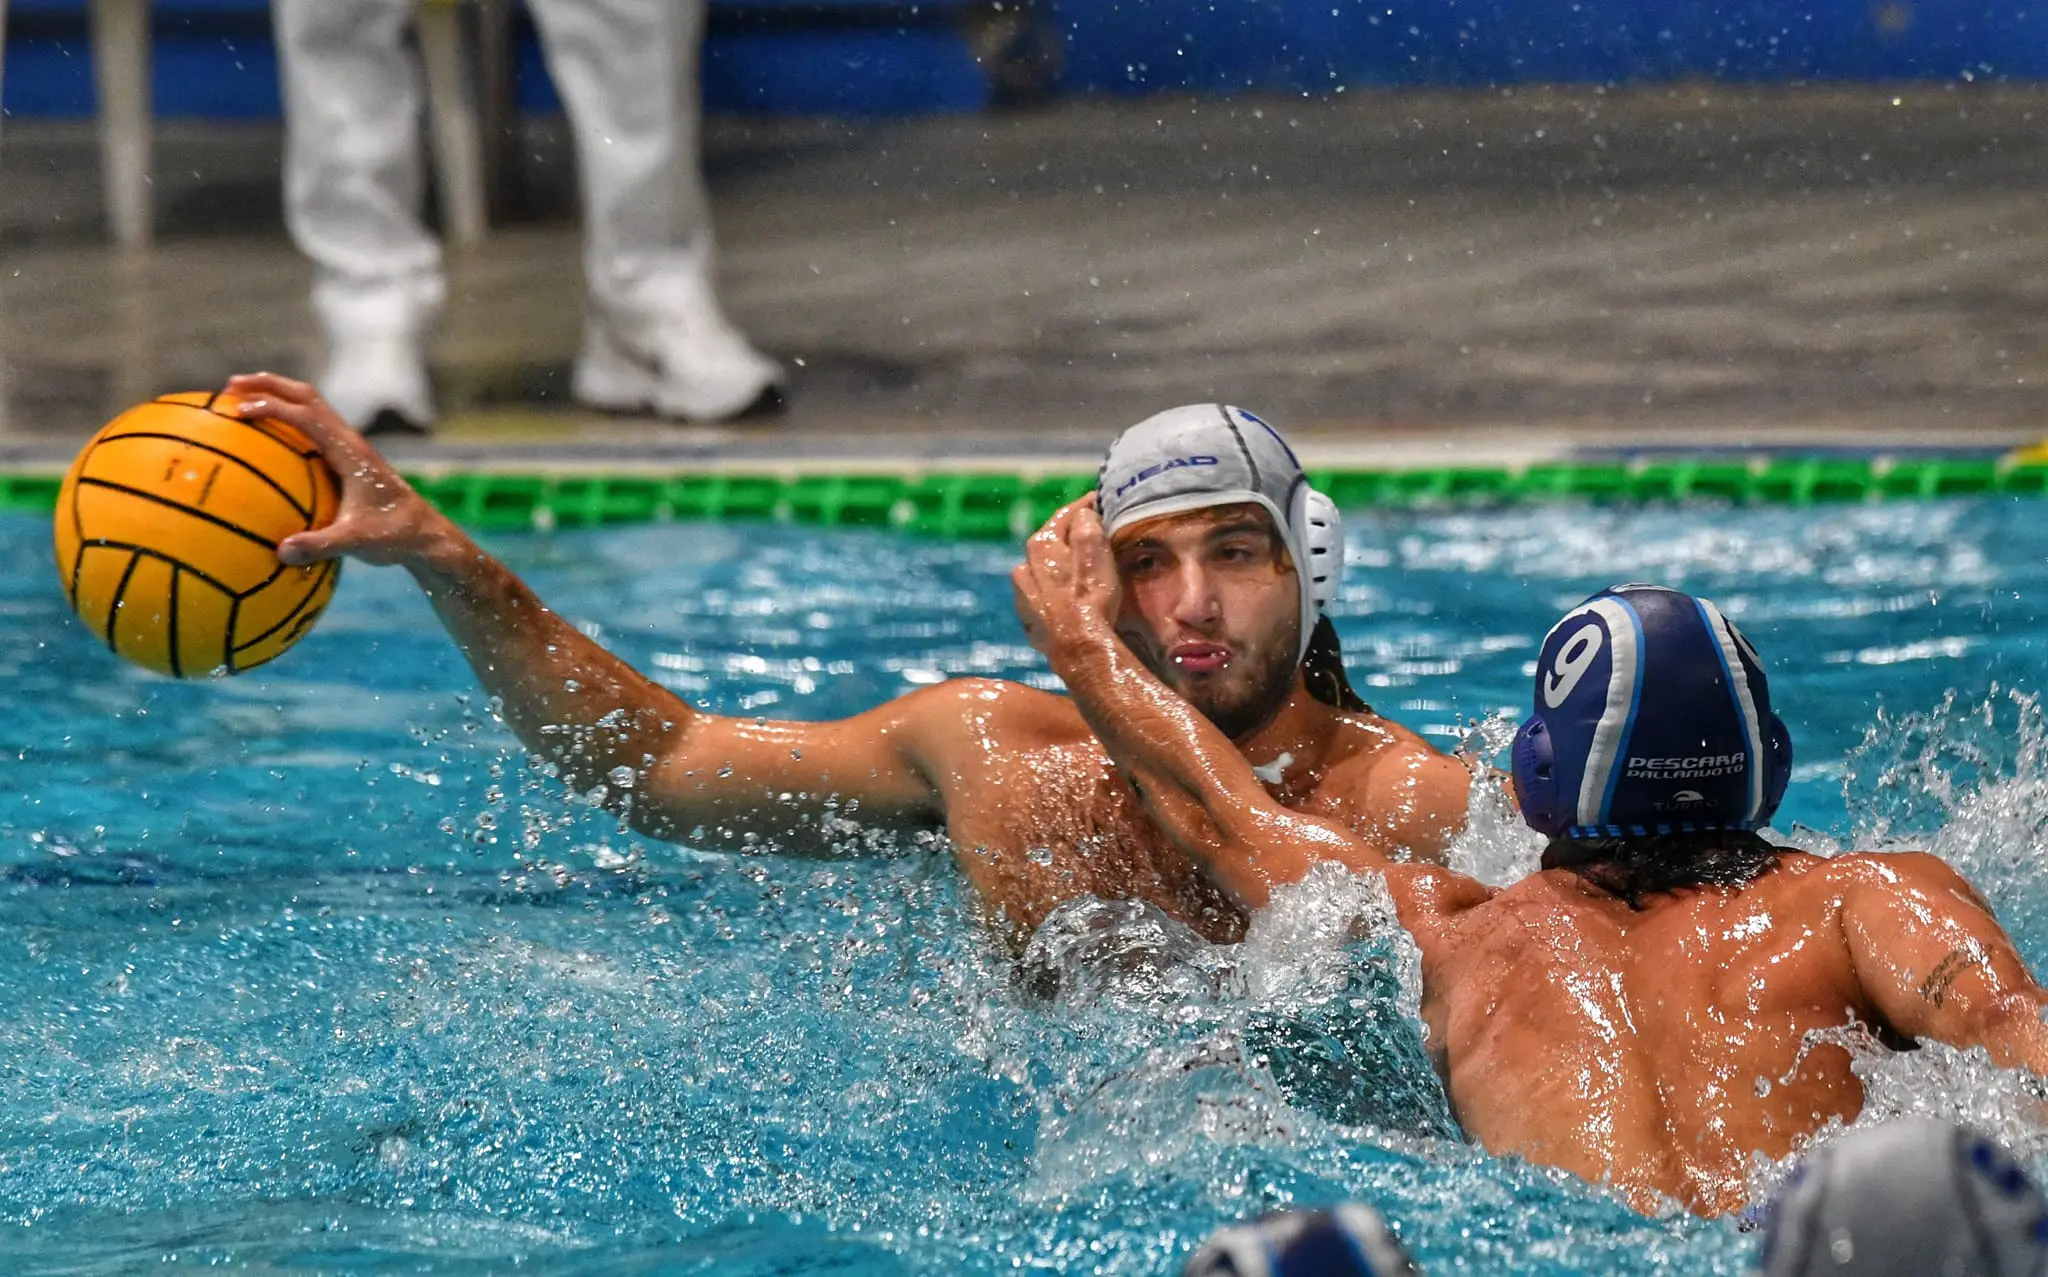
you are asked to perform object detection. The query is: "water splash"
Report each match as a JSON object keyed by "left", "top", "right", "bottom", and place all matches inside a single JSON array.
[
  {"left": 1447, "top": 710, "right": 1545, "bottom": 887},
  {"left": 10, "top": 504, "right": 2047, "bottom": 1275},
  {"left": 1022, "top": 863, "right": 1457, "bottom": 1217},
  {"left": 1019, "top": 896, "right": 1237, "bottom": 1011},
  {"left": 1843, "top": 687, "right": 2048, "bottom": 964},
  {"left": 1730, "top": 688, "right": 2048, "bottom": 1211}
]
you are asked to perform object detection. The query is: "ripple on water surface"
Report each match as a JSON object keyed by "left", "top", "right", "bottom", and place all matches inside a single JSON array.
[{"left": 3, "top": 500, "right": 2047, "bottom": 1275}]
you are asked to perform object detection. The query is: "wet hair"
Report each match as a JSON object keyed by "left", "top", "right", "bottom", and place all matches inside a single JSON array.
[
  {"left": 1540, "top": 829, "right": 1785, "bottom": 909},
  {"left": 1301, "top": 615, "right": 1371, "bottom": 714}
]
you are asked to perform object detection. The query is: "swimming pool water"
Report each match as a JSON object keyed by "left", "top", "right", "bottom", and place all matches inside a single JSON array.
[{"left": 4, "top": 498, "right": 2047, "bottom": 1275}]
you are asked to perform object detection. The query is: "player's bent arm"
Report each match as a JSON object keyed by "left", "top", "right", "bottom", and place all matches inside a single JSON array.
[
  {"left": 631, "top": 679, "right": 1016, "bottom": 848},
  {"left": 407, "top": 537, "right": 947, "bottom": 847},
  {"left": 1841, "top": 852, "right": 2048, "bottom": 1076},
  {"left": 227, "top": 372, "right": 948, "bottom": 851},
  {"left": 1048, "top": 627, "right": 1487, "bottom": 924},
  {"left": 1011, "top": 494, "right": 1487, "bottom": 924}
]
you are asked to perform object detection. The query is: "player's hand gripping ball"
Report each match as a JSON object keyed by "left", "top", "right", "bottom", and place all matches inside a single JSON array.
[{"left": 53, "top": 391, "right": 342, "bottom": 676}]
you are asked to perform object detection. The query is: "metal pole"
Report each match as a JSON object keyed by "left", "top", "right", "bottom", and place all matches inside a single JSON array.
[
  {"left": 90, "top": 0, "right": 154, "bottom": 250},
  {"left": 417, "top": 0, "right": 488, "bottom": 247}
]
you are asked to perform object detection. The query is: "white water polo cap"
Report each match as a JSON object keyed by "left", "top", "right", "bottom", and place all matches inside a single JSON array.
[
  {"left": 1757, "top": 1117, "right": 2048, "bottom": 1277},
  {"left": 1096, "top": 404, "right": 1342, "bottom": 661}
]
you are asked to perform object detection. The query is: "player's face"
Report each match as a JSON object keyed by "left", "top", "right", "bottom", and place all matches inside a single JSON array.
[{"left": 1110, "top": 504, "right": 1302, "bottom": 739}]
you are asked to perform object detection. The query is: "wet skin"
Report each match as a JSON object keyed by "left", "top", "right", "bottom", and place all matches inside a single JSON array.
[
  {"left": 223, "top": 373, "right": 1471, "bottom": 943},
  {"left": 1012, "top": 498, "right": 2048, "bottom": 1215}
]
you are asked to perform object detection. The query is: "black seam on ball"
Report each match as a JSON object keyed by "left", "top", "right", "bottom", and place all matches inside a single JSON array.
[
  {"left": 73, "top": 477, "right": 284, "bottom": 551},
  {"left": 233, "top": 561, "right": 335, "bottom": 655},
  {"left": 103, "top": 551, "right": 141, "bottom": 652},
  {"left": 166, "top": 565, "right": 183, "bottom": 679},
  {"left": 88, "top": 432, "right": 315, "bottom": 522},
  {"left": 74, "top": 541, "right": 239, "bottom": 598}
]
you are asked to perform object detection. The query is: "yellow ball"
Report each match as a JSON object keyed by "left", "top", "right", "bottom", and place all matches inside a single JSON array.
[{"left": 52, "top": 391, "right": 343, "bottom": 677}]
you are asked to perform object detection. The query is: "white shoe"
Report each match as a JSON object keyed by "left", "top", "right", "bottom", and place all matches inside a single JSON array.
[
  {"left": 572, "top": 307, "right": 784, "bottom": 423},
  {"left": 319, "top": 335, "right": 437, "bottom": 435}
]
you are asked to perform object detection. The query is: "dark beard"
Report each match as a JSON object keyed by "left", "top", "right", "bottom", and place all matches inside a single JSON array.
[{"left": 1131, "top": 636, "right": 1299, "bottom": 741}]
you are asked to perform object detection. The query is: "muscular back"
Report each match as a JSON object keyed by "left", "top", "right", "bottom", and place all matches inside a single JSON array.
[
  {"left": 1012, "top": 598, "right": 2048, "bottom": 1218},
  {"left": 1414, "top": 852, "right": 2021, "bottom": 1216}
]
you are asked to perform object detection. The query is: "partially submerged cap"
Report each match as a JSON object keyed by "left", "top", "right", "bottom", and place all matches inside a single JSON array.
[
  {"left": 1183, "top": 1204, "right": 1421, "bottom": 1277},
  {"left": 1511, "top": 584, "right": 1792, "bottom": 838},
  {"left": 1096, "top": 404, "right": 1340, "bottom": 662},
  {"left": 1756, "top": 1118, "right": 2048, "bottom": 1277}
]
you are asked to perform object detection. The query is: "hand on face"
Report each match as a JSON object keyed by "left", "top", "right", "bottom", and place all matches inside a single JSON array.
[
  {"left": 225, "top": 372, "right": 452, "bottom": 568},
  {"left": 1011, "top": 496, "right": 1123, "bottom": 661}
]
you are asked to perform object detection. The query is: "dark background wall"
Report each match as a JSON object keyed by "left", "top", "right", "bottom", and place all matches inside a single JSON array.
[{"left": 4, "top": 0, "right": 2045, "bottom": 121}]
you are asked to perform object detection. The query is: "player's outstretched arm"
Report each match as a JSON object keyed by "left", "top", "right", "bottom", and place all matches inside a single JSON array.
[
  {"left": 1011, "top": 498, "right": 1487, "bottom": 922},
  {"left": 226, "top": 372, "right": 949, "bottom": 849},
  {"left": 1842, "top": 851, "right": 2048, "bottom": 1076}
]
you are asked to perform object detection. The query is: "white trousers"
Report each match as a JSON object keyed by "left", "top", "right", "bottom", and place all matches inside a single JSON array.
[{"left": 274, "top": 0, "right": 719, "bottom": 344}]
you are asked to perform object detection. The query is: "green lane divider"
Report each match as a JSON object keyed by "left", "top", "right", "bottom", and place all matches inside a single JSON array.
[
  {"left": 5, "top": 459, "right": 2046, "bottom": 537},
  {"left": 0, "top": 474, "right": 62, "bottom": 514}
]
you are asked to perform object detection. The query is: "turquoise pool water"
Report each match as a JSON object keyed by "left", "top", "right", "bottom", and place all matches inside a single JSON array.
[{"left": 4, "top": 498, "right": 2047, "bottom": 1275}]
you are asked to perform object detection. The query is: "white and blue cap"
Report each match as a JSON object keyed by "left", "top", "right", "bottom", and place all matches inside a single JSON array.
[
  {"left": 1510, "top": 584, "right": 1792, "bottom": 839},
  {"left": 1755, "top": 1118, "right": 2048, "bottom": 1277},
  {"left": 1183, "top": 1205, "right": 1421, "bottom": 1277},
  {"left": 1096, "top": 404, "right": 1342, "bottom": 663}
]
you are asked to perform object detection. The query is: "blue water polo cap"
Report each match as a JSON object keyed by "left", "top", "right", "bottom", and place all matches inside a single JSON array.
[
  {"left": 1511, "top": 584, "right": 1792, "bottom": 839},
  {"left": 1182, "top": 1205, "right": 1420, "bottom": 1277}
]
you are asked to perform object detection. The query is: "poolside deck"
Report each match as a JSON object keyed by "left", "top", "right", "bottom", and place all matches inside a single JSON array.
[{"left": 4, "top": 85, "right": 2048, "bottom": 473}]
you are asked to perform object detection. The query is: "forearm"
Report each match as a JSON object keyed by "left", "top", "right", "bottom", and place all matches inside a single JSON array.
[
  {"left": 1979, "top": 996, "right": 2048, "bottom": 1077},
  {"left": 1052, "top": 634, "right": 1229, "bottom": 798},
  {"left": 224, "top": 372, "right": 891, "bottom": 846},
  {"left": 406, "top": 525, "right": 693, "bottom": 806},
  {"left": 1048, "top": 629, "right": 1386, "bottom": 905},
  {"left": 408, "top": 526, "right": 947, "bottom": 849}
]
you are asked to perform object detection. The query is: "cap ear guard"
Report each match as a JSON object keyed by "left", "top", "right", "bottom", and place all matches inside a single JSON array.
[
  {"left": 1511, "top": 715, "right": 1570, "bottom": 838},
  {"left": 1302, "top": 489, "right": 1342, "bottom": 615},
  {"left": 1518, "top": 710, "right": 1793, "bottom": 837}
]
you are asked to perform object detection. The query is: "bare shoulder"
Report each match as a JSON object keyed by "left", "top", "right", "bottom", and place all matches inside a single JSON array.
[
  {"left": 1806, "top": 848, "right": 1948, "bottom": 886},
  {"left": 1817, "top": 848, "right": 1993, "bottom": 907},
  {"left": 1313, "top": 712, "right": 1473, "bottom": 862}
]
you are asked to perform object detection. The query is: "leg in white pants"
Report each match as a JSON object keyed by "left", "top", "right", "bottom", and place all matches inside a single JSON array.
[
  {"left": 275, "top": 0, "right": 780, "bottom": 428},
  {"left": 273, "top": 0, "right": 442, "bottom": 431},
  {"left": 527, "top": 0, "right": 783, "bottom": 421}
]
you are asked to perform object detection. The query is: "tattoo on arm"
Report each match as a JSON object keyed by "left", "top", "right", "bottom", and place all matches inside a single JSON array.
[{"left": 1919, "top": 945, "right": 1980, "bottom": 1009}]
